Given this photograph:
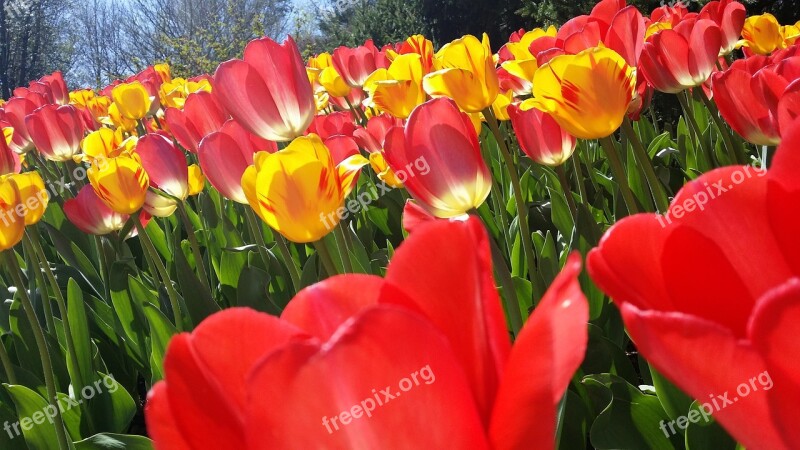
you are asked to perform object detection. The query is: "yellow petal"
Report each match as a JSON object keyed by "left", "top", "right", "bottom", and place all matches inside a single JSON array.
[
  {"left": 112, "top": 81, "right": 152, "bottom": 120},
  {"left": 0, "top": 178, "right": 24, "bottom": 250},
  {"left": 187, "top": 164, "right": 205, "bottom": 196},
  {"left": 88, "top": 156, "right": 150, "bottom": 215},
  {"left": 319, "top": 67, "right": 352, "bottom": 98}
]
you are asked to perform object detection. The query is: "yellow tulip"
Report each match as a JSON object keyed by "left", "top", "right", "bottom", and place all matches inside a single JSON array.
[
  {"left": 0, "top": 178, "right": 24, "bottom": 251},
  {"left": 423, "top": 34, "right": 499, "bottom": 113},
  {"left": 308, "top": 53, "right": 333, "bottom": 70},
  {"left": 504, "top": 26, "right": 556, "bottom": 60},
  {"left": 645, "top": 22, "right": 672, "bottom": 40},
  {"left": 105, "top": 102, "right": 137, "bottom": 132},
  {"left": 318, "top": 67, "right": 352, "bottom": 97},
  {"left": 368, "top": 152, "right": 403, "bottom": 188},
  {"left": 739, "top": 14, "right": 784, "bottom": 55},
  {"left": 88, "top": 155, "right": 150, "bottom": 215},
  {"left": 154, "top": 63, "right": 172, "bottom": 84},
  {"left": 491, "top": 90, "right": 515, "bottom": 121},
  {"left": 159, "top": 77, "right": 212, "bottom": 109},
  {"left": 2, "top": 172, "right": 48, "bottom": 225},
  {"left": 112, "top": 81, "right": 152, "bottom": 120},
  {"left": 531, "top": 47, "right": 635, "bottom": 139},
  {"left": 365, "top": 54, "right": 426, "bottom": 119},
  {"left": 187, "top": 164, "right": 205, "bottom": 196},
  {"left": 241, "top": 134, "right": 367, "bottom": 243},
  {"left": 2, "top": 127, "right": 12, "bottom": 145},
  {"left": 783, "top": 23, "right": 800, "bottom": 46}
]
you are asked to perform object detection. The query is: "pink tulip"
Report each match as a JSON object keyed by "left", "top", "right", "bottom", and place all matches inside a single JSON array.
[
  {"left": 24, "top": 104, "right": 84, "bottom": 161},
  {"left": 700, "top": 0, "right": 746, "bottom": 55},
  {"left": 508, "top": 105, "right": 577, "bottom": 167},
  {"left": 136, "top": 133, "right": 189, "bottom": 217},
  {"left": 164, "top": 91, "right": 229, "bottom": 153},
  {"left": 332, "top": 39, "right": 389, "bottom": 87}
]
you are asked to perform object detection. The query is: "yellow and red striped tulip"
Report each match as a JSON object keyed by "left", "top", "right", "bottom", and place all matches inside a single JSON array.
[{"left": 88, "top": 155, "right": 150, "bottom": 215}]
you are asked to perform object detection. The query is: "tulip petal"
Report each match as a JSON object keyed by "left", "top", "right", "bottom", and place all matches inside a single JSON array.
[
  {"left": 767, "top": 118, "right": 800, "bottom": 274},
  {"left": 383, "top": 217, "right": 510, "bottom": 424},
  {"left": 489, "top": 254, "right": 588, "bottom": 450},
  {"left": 246, "top": 307, "right": 488, "bottom": 449},
  {"left": 145, "top": 383, "right": 192, "bottom": 450}
]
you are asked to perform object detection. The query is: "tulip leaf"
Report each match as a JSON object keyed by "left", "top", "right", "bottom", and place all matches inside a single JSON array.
[
  {"left": 142, "top": 304, "right": 177, "bottom": 383},
  {"left": 4, "top": 384, "right": 68, "bottom": 450},
  {"left": 108, "top": 263, "right": 147, "bottom": 366},
  {"left": 650, "top": 367, "right": 694, "bottom": 422},
  {"left": 684, "top": 401, "right": 736, "bottom": 450},
  {"left": 73, "top": 433, "right": 153, "bottom": 449},
  {"left": 173, "top": 244, "right": 219, "bottom": 325},
  {"left": 237, "top": 266, "right": 277, "bottom": 314}
]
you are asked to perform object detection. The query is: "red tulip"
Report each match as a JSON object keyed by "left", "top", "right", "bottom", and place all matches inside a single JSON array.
[
  {"left": 214, "top": 36, "right": 315, "bottom": 142},
  {"left": 640, "top": 18, "right": 722, "bottom": 93},
  {"left": 384, "top": 98, "right": 491, "bottom": 218},
  {"left": 711, "top": 56, "right": 800, "bottom": 145},
  {"left": 352, "top": 114, "right": 402, "bottom": 153},
  {"left": 0, "top": 134, "right": 21, "bottom": 175},
  {"left": 649, "top": 3, "right": 690, "bottom": 27},
  {"left": 135, "top": 133, "right": 188, "bottom": 217},
  {"left": 778, "top": 80, "right": 800, "bottom": 134},
  {"left": 306, "top": 111, "right": 356, "bottom": 140},
  {"left": 64, "top": 185, "right": 137, "bottom": 235},
  {"left": 332, "top": 39, "right": 389, "bottom": 87},
  {"left": 508, "top": 104, "right": 577, "bottom": 167},
  {"left": 2, "top": 94, "right": 46, "bottom": 154},
  {"left": 699, "top": 0, "right": 746, "bottom": 55},
  {"left": 24, "top": 104, "right": 84, "bottom": 161},
  {"left": 39, "top": 71, "right": 69, "bottom": 105},
  {"left": 164, "top": 91, "right": 228, "bottom": 153},
  {"left": 587, "top": 117, "right": 800, "bottom": 450},
  {"left": 198, "top": 119, "right": 277, "bottom": 203},
  {"left": 145, "top": 218, "right": 589, "bottom": 449}
]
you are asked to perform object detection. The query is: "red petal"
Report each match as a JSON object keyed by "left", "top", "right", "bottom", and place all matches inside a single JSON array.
[
  {"left": 246, "top": 307, "right": 488, "bottom": 449},
  {"left": 383, "top": 217, "right": 510, "bottom": 424},
  {"left": 144, "top": 383, "right": 192, "bottom": 450},
  {"left": 768, "top": 117, "right": 800, "bottom": 274},
  {"left": 489, "top": 254, "right": 588, "bottom": 450}
]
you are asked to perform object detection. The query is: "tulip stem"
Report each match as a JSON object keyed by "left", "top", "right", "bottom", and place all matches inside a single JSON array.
[
  {"left": 554, "top": 165, "right": 578, "bottom": 219},
  {"left": 176, "top": 202, "right": 210, "bottom": 290},
  {"left": 485, "top": 219, "right": 523, "bottom": 336},
  {"left": 133, "top": 214, "right": 184, "bottom": 332},
  {"left": 25, "top": 231, "right": 98, "bottom": 433},
  {"left": 621, "top": 118, "right": 670, "bottom": 213},
  {"left": 0, "top": 336, "right": 16, "bottom": 384},
  {"left": 571, "top": 151, "right": 589, "bottom": 207},
  {"left": 484, "top": 108, "right": 538, "bottom": 294},
  {"left": 333, "top": 224, "right": 354, "bottom": 273},
  {"left": 696, "top": 90, "right": 747, "bottom": 165},
  {"left": 313, "top": 239, "right": 338, "bottom": 277},
  {"left": 598, "top": 135, "right": 639, "bottom": 215},
  {"left": 22, "top": 235, "right": 55, "bottom": 334},
  {"left": 4, "top": 251, "right": 71, "bottom": 450},
  {"left": 677, "top": 91, "right": 713, "bottom": 168},
  {"left": 274, "top": 234, "right": 301, "bottom": 292},
  {"left": 343, "top": 97, "right": 368, "bottom": 126}
]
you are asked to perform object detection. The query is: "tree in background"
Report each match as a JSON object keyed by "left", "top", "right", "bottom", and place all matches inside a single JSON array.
[
  {"left": 316, "top": 0, "right": 431, "bottom": 49},
  {"left": 0, "top": 0, "right": 74, "bottom": 97}
]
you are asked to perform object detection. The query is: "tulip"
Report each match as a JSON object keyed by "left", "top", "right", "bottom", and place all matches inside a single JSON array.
[
  {"left": 164, "top": 91, "right": 228, "bottom": 153},
  {"left": 187, "top": 164, "right": 205, "bottom": 196},
  {"left": 423, "top": 34, "right": 499, "bottom": 113},
  {"left": 306, "top": 112, "right": 356, "bottom": 140},
  {"left": 0, "top": 178, "right": 24, "bottom": 251},
  {"left": 778, "top": 80, "right": 800, "bottom": 134},
  {"left": 508, "top": 103, "right": 577, "bottom": 167},
  {"left": 531, "top": 46, "right": 636, "bottom": 139},
  {"left": 39, "top": 71, "right": 69, "bottom": 105},
  {"left": 88, "top": 155, "right": 150, "bottom": 215},
  {"left": 318, "top": 67, "right": 351, "bottom": 98},
  {"left": 215, "top": 36, "right": 316, "bottom": 142},
  {"left": 64, "top": 185, "right": 133, "bottom": 236},
  {"left": 331, "top": 39, "right": 388, "bottom": 87},
  {"left": 639, "top": 18, "right": 722, "bottom": 94},
  {"left": 587, "top": 117, "right": 800, "bottom": 450},
  {"left": 711, "top": 57, "right": 798, "bottom": 146},
  {"left": 198, "top": 119, "right": 277, "bottom": 204},
  {"left": 81, "top": 127, "right": 130, "bottom": 160},
  {"left": 2, "top": 172, "right": 48, "bottom": 225},
  {"left": 352, "top": 114, "right": 402, "bottom": 153},
  {"left": 145, "top": 217, "right": 589, "bottom": 449},
  {"left": 24, "top": 104, "right": 84, "bottom": 161},
  {"left": 2, "top": 96, "right": 40, "bottom": 154},
  {"left": 384, "top": 98, "right": 491, "bottom": 218},
  {"left": 0, "top": 136, "right": 21, "bottom": 175},
  {"left": 135, "top": 134, "right": 189, "bottom": 217},
  {"left": 112, "top": 81, "right": 153, "bottom": 120},
  {"left": 369, "top": 151, "right": 404, "bottom": 188},
  {"left": 491, "top": 90, "right": 514, "bottom": 121},
  {"left": 699, "top": 0, "right": 746, "bottom": 55},
  {"left": 240, "top": 134, "right": 367, "bottom": 243},
  {"left": 365, "top": 54, "right": 427, "bottom": 119},
  {"left": 740, "top": 14, "right": 785, "bottom": 56},
  {"left": 392, "top": 35, "right": 435, "bottom": 73},
  {"left": 159, "top": 76, "right": 213, "bottom": 109}
]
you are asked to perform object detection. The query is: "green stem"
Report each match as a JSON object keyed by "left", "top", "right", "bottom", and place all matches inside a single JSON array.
[
  {"left": 274, "top": 234, "right": 301, "bottom": 293},
  {"left": 0, "top": 336, "right": 16, "bottom": 384},
  {"left": 484, "top": 108, "right": 538, "bottom": 292},
  {"left": 332, "top": 224, "right": 354, "bottom": 273},
  {"left": 554, "top": 164, "right": 578, "bottom": 219},
  {"left": 95, "top": 235, "right": 110, "bottom": 301},
  {"left": 243, "top": 207, "right": 274, "bottom": 271},
  {"left": 696, "top": 90, "right": 747, "bottom": 165},
  {"left": 312, "top": 239, "right": 338, "bottom": 277},
  {"left": 571, "top": 150, "right": 589, "bottom": 207},
  {"left": 22, "top": 235, "right": 55, "bottom": 334},
  {"left": 677, "top": 90, "right": 713, "bottom": 168},
  {"left": 4, "top": 251, "right": 70, "bottom": 450},
  {"left": 26, "top": 231, "right": 97, "bottom": 433},
  {"left": 598, "top": 135, "right": 640, "bottom": 215},
  {"left": 133, "top": 214, "right": 184, "bottom": 332},
  {"left": 176, "top": 202, "right": 210, "bottom": 290},
  {"left": 621, "top": 118, "right": 670, "bottom": 213}
]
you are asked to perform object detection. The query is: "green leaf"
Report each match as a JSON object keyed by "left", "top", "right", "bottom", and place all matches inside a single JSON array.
[
  {"left": 74, "top": 433, "right": 153, "bottom": 449},
  {"left": 4, "top": 384, "right": 68, "bottom": 450},
  {"left": 651, "top": 367, "right": 694, "bottom": 422},
  {"left": 142, "top": 304, "right": 177, "bottom": 383},
  {"left": 173, "top": 244, "right": 219, "bottom": 326},
  {"left": 66, "top": 279, "right": 93, "bottom": 391}
]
